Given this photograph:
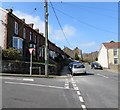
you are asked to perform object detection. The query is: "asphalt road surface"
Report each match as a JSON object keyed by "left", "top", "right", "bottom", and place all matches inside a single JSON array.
[{"left": 1, "top": 64, "right": 119, "bottom": 109}]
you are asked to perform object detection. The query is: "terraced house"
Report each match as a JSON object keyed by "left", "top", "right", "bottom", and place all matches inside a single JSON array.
[
  {"left": 0, "top": 8, "right": 68, "bottom": 62},
  {"left": 98, "top": 41, "right": 120, "bottom": 71}
]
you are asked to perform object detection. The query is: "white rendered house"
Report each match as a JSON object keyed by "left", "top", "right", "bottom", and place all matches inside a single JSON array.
[{"left": 98, "top": 42, "right": 120, "bottom": 69}]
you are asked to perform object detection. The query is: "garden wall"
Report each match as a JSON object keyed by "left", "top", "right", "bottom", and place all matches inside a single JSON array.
[{"left": 2, "top": 60, "right": 58, "bottom": 75}]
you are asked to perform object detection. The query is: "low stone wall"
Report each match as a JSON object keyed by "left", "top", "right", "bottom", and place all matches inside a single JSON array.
[
  {"left": 2, "top": 60, "right": 58, "bottom": 75},
  {"left": 109, "top": 64, "right": 120, "bottom": 72}
]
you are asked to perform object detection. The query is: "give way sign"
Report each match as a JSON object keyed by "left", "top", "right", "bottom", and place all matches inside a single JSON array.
[{"left": 29, "top": 48, "right": 34, "bottom": 54}]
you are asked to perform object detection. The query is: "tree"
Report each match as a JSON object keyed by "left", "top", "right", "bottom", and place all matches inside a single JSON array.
[
  {"left": 95, "top": 57, "right": 98, "bottom": 61},
  {"left": 2, "top": 48, "right": 22, "bottom": 60},
  {"left": 75, "top": 53, "right": 79, "bottom": 60}
]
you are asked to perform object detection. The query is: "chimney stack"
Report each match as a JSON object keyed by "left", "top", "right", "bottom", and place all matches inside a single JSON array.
[
  {"left": 21, "top": 18, "right": 25, "bottom": 23},
  {"left": 28, "top": 23, "right": 34, "bottom": 29},
  {"left": 40, "top": 33, "right": 44, "bottom": 36},
  {"left": 35, "top": 29, "right": 39, "bottom": 33},
  {"left": 6, "top": 9, "right": 13, "bottom": 13}
]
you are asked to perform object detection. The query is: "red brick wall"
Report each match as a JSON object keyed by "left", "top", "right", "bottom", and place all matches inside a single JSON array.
[{"left": 6, "top": 11, "right": 68, "bottom": 61}]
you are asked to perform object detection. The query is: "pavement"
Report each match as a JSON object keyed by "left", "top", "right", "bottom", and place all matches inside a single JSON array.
[
  {"left": 87, "top": 64, "right": 119, "bottom": 74},
  {"left": 103, "top": 68, "right": 119, "bottom": 74}
]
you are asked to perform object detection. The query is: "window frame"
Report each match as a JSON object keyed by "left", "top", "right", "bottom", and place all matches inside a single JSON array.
[
  {"left": 13, "top": 37, "right": 23, "bottom": 52},
  {"left": 23, "top": 28, "right": 26, "bottom": 39},
  {"left": 114, "top": 58, "right": 118, "bottom": 65},
  {"left": 30, "top": 32, "right": 32, "bottom": 41},
  {"left": 14, "top": 21, "right": 18, "bottom": 34},
  {"left": 113, "top": 48, "right": 118, "bottom": 57}
]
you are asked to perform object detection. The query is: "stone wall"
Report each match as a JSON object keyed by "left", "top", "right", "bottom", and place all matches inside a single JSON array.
[
  {"left": 109, "top": 64, "right": 120, "bottom": 72},
  {"left": 2, "top": 60, "right": 58, "bottom": 75}
]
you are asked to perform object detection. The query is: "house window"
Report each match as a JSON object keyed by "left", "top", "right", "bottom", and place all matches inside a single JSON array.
[
  {"left": 23, "top": 28, "right": 26, "bottom": 39},
  {"left": 39, "top": 47, "right": 42, "bottom": 57},
  {"left": 33, "top": 45, "right": 36, "bottom": 55},
  {"left": 13, "top": 37, "right": 23, "bottom": 52},
  {"left": 114, "top": 58, "right": 118, "bottom": 64},
  {"left": 13, "top": 37, "right": 18, "bottom": 48},
  {"left": 113, "top": 48, "right": 118, "bottom": 57},
  {"left": 35, "top": 36, "right": 37, "bottom": 44},
  {"left": 30, "top": 32, "right": 32, "bottom": 41},
  {"left": 14, "top": 21, "right": 18, "bottom": 34},
  {"left": 19, "top": 39, "right": 23, "bottom": 50},
  {"left": 39, "top": 47, "right": 43, "bottom": 57}
]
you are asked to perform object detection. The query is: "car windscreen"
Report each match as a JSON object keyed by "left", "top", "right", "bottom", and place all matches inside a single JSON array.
[
  {"left": 73, "top": 64, "right": 85, "bottom": 68},
  {"left": 94, "top": 63, "right": 101, "bottom": 66}
]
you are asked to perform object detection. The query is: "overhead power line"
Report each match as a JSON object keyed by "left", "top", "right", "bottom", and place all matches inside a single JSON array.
[
  {"left": 60, "top": 2, "right": 117, "bottom": 12},
  {"left": 49, "top": 6, "right": 117, "bottom": 35},
  {"left": 49, "top": 0, "right": 72, "bottom": 48},
  {"left": 60, "top": 2, "right": 117, "bottom": 19}
]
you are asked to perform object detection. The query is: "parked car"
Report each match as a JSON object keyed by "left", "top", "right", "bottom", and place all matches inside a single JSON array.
[
  {"left": 71, "top": 63, "right": 86, "bottom": 76},
  {"left": 91, "top": 62, "right": 103, "bottom": 69},
  {"left": 68, "top": 61, "right": 81, "bottom": 72}
]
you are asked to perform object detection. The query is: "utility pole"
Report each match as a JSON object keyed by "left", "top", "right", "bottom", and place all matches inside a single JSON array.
[{"left": 44, "top": 0, "right": 49, "bottom": 77}]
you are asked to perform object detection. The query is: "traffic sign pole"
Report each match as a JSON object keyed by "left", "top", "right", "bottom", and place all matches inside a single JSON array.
[
  {"left": 30, "top": 53, "right": 32, "bottom": 76},
  {"left": 29, "top": 48, "right": 34, "bottom": 76}
]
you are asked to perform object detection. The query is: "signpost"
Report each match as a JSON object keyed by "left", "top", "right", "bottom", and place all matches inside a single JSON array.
[{"left": 29, "top": 48, "right": 34, "bottom": 76}]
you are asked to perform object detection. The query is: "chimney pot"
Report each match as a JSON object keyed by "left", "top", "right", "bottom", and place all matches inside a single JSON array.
[
  {"left": 21, "top": 18, "right": 25, "bottom": 23},
  {"left": 6, "top": 9, "right": 13, "bottom": 13}
]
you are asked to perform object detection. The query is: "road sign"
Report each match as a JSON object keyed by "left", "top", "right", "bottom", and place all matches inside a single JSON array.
[{"left": 29, "top": 48, "right": 34, "bottom": 54}]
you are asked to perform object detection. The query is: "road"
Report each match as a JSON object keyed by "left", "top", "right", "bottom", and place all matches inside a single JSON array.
[
  {"left": 1, "top": 64, "right": 118, "bottom": 109},
  {"left": 73, "top": 64, "right": 118, "bottom": 108}
]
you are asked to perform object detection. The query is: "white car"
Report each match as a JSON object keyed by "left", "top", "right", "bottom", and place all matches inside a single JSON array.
[{"left": 71, "top": 63, "right": 86, "bottom": 76}]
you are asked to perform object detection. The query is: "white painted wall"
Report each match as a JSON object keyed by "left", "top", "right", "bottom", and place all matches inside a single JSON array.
[
  {"left": 98, "top": 44, "right": 108, "bottom": 68},
  {"left": 0, "top": 8, "right": 7, "bottom": 49}
]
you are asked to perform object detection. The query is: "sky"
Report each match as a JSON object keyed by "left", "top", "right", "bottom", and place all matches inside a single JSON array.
[{"left": 1, "top": 1, "right": 118, "bottom": 53}]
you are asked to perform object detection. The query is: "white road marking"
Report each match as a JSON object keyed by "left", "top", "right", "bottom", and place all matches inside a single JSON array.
[
  {"left": 23, "top": 78, "right": 34, "bottom": 81},
  {"left": 79, "top": 96, "right": 84, "bottom": 103},
  {"left": 97, "top": 74, "right": 109, "bottom": 78},
  {"left": 70, "top": 77, "right": 87, "bottom": 110},
  {"left": 71, "top": 81, "right": 76, "bottom": 84},
  {"left": 5, "top": 81, "right": 68, "bottom": 90},
  {"left": 64, "top": 79, "right": 69, "bottom": 89},
  {"left": 73, "top": 83, "right": 77, "bottom": 87},
  {"left": 1, "top": 77, "right": 34, "bottom": 81},
  {"left": 65, "top": 86, "right": 69, "bottom": 89},
  {"left": 77, "top": 91, "right": 81, "bottom": 95},
  {"left": 0, "top": 77, "right": 15, "bottom": 80},
  {"left": 65, "top": 83, "right": 69, "bottom": 86},
  {"left": 81, "top": 104, "right": 86, "bottom": 109},
  {"left": 71, "top": 78, "right": 74, "bottom": 81},
  {"left": 74, "top": 87, "right": 79, "bottom": 91}
]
